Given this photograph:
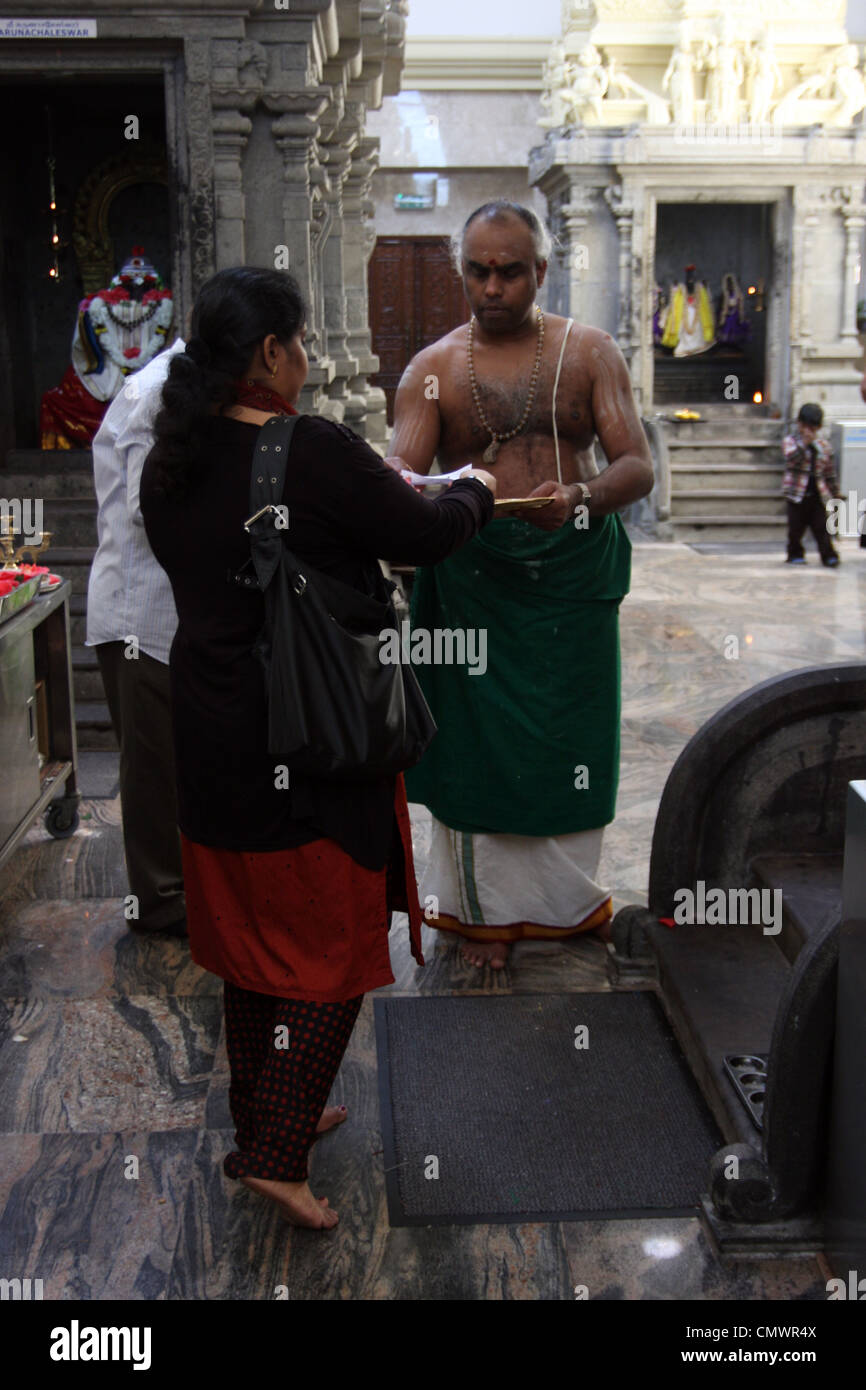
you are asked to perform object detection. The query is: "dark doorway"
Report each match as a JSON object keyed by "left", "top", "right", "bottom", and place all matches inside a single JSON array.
[
  {"left": 368, "top": 236, "right": 468, "bottom": 424},
  {"left": 0, "top": 78, "right": 169, "bottom": 454},
  {"left": 653, "top": 202, "right": 772, "bottom": 405}
]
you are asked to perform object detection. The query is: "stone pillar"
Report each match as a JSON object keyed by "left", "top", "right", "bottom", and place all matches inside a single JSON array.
[
  {"left": 839, "top": 193, "right": 865, "bottom": 343},
  {"left": 211, "top": 109, "right": 253, "bottom": 268},
  {"left": 562, "top": 185, "right": 595, "bottom": 318},
  {"left": 269, "top": 93, "right": 334, "bottom": 410},
  {"left": 603, "top": 182, "right": 636, "bottom": 355},
  {"left": 320, "top": 120, "right": 359, "bottom": 422},
  {"left": 790, "top": 185, "right": 820, "bottom": 409},
  {"left": 343, "top": 133, "right": 387, "bottom": 444},
  {"left": 182, "top": 37, "right": 217, "bottom": 296}
]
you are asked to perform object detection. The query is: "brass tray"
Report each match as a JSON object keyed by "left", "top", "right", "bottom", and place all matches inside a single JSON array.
[{"left": 493, "top": 496, "right": 555, "bottom": 515}]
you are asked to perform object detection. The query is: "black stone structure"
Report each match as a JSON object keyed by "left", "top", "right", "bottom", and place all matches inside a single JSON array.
[{"left": 609, "top": 664, "right": 866, "bottom": 1255}]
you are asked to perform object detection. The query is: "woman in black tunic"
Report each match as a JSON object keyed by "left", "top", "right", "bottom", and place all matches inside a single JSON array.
[{"left": 140, "top": 267, "right": 495, "bottom": 1228}]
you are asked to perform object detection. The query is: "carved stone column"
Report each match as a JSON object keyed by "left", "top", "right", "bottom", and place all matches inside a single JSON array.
[
  {"left": 183, "top": 37, "right": 217, "bottom": 295},
  {"left": 319, "top": 118, "right": 360, "bottom": 421},
  {"left": 561, "top": 185, "right": 595, "bottom": 318},
  {"left": 211, "top": 109, "right": 253, "bottom": 267},
  {"left": 790, "top": 186, "right": 821, "bottom": 411},
  {"left": 343, "top": 133, "right": 387, "bottom": 443},
  {"left": 604, "top": 182, "right": 636, "bottom": 353},
  {"left": 269, "top": 92, "right": 332, "bottom": 402},
  {"left": 835, "top": 187, "right": 866, "bottom": 342}
]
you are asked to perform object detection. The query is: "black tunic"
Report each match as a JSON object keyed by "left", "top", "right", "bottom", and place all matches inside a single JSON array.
[{"left": 140, "top": 414, "right": 493, "bottom": 870}]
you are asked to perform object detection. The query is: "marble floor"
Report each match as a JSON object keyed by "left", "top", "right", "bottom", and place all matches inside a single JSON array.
[{"left": 0, "top": 536, "right": 863, "bottom": 1300}]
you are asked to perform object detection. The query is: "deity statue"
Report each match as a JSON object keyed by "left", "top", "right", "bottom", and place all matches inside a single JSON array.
[
  {"left": 564, "top": 43, "right": 609, "bottom": 125},
  {"left": 826, "top": 44, "right": 866, "bottom": 126},
  {"left": 40, "top": 247, "right": 173, "bottom": 449},
  {"left": 652, "top": 283, "right": 669, "bottom": 345},
  {"left": 746, "top": 35, "right": 783, "bottom": 124},
  {"left": 605, "top": 56, "right": 672, "bottom": 124},
  {"left": 539, "top": 40, "right": 573, "bottom": 129},
  {"left": 716, "top": 272, "right": 751, "bottom": 347},
  {"left": 661, "top": 265, "right": 717, "bottom": 357},
  {"left": 662, "top": 27, "right": 697, "bottom": 126},
  {"left": 702, "top": 21, "right": 745, "bottom": 126}
]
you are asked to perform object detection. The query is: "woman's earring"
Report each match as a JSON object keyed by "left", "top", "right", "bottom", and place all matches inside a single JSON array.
[{"left": 271, "top": 364, "right": 278, "bottom": 377}]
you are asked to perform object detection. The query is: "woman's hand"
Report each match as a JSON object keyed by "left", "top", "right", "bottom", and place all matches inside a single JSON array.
[{"left": 468, "top": 468, "right": 497, "bottom": 495}]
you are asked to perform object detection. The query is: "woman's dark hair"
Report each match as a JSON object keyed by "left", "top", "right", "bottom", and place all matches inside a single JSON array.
[
  {"left": 149, "top": 266, "right": 305, "bottom": 497},
  {"left": 798, "top": 402, "right": 823, "bottom": 428}
]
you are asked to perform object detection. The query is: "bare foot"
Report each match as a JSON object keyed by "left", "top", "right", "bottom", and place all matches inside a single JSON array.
[
  {"left": 315, "top": 1104, "right": 347, "bottom": 1136},
  {"left": 460, "top": 939, "right": 510, "bottom": 970},
  {"left": 239, "top": 1175, "right": 338, "bottom": 1229}
]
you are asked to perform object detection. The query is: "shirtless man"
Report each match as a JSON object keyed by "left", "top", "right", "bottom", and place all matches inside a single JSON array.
[{"left": 392, "top": 200, "right": 653, "bottom": 969}]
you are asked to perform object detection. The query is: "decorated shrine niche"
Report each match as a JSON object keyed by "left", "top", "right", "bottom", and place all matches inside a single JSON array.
[
  {"left": 652, "top": 202, "right": 771, "bottom": 405},
  {"left": 39, "top": 247, "right": 173, "bottom": 449}
]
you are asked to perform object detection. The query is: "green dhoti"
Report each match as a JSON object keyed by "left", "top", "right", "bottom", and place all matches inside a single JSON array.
[{"left": 404, "top": 512, "right": 631, "bottom": 940}]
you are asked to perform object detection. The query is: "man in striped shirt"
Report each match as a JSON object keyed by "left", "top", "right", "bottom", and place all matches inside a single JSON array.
[{"left": 86, "top": 338, "right": 187, "bottom": 935}]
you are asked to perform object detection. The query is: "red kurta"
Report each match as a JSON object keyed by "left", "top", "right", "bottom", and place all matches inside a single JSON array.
[{"left": 180, "top": 775, "right": 424, "bottom": 1002}]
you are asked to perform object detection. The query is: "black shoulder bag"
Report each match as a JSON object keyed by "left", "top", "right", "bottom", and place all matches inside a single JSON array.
[{"left": 242, "top": 413, "right": 437, "bottom": 780}]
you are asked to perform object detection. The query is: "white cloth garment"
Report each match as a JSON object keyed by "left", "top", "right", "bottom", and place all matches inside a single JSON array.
[
  {"left": 86, "top": 339, "right": 185, "bottom": 663},
  {"left": 420, "top": 815, "right": 612, "bottom": 940}
]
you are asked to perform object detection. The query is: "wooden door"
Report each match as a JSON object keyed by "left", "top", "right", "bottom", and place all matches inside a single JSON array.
[{"left": 368, "top": 236, "right": 468, "bottom": 424}]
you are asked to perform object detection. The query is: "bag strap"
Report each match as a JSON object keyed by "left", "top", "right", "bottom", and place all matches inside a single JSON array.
[{"left": 244, "top": 414, "right": 300, "bottom": 592}]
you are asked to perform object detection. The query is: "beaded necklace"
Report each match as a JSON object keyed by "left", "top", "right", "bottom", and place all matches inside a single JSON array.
[{"left": 467, "top": 305, "right": 544, "bottom": 464}]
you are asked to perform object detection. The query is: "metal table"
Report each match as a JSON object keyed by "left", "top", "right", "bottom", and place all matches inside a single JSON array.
[{"left": 0, "top": 579, "right": 80, "bottom": 873}]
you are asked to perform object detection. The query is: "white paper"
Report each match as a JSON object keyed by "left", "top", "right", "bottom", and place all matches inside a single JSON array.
[{"left": 399, "top": 464, "right": 473, "bottom": 487}]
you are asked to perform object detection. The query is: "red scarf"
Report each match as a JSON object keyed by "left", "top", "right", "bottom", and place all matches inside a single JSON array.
[{"left": 233, "top": 379, "right": 298, "bottom": 415}]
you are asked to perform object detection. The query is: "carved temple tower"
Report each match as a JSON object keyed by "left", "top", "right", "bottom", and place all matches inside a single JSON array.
[{"left": 532, "top": 0, "right": 866, "bottom": 420}]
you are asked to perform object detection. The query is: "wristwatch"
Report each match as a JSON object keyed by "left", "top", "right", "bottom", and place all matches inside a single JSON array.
[{"left": 573, "top": 482, "right": 592, "bottom": 511}]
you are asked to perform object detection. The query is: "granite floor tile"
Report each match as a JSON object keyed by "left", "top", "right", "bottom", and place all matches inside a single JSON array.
[
  {"left": 0, "top": 1129, "right": 199, "bottom": 1300},
  {"left": 0, "top": 994, "right": 221, "bottom": 1134},
  {"left": 561, "top": 1216, "right": 826, "bottom": 1301},
  {"left": 0, "top": 898, "right": 213, "bottom": 999}
]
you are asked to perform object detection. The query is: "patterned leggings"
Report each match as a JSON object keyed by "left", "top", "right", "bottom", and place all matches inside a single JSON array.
[{"left": 222, "top": 983, "right": 363, "bottom": 1183}]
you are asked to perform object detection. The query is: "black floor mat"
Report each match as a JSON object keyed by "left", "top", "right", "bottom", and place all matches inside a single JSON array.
[{"left": 375, "top": 992, "right": 722, "bottom": 1226}]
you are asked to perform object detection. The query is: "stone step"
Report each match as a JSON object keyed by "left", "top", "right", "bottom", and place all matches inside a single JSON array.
[
  {"left": 668, "top": 445, "right": 783, "bottom": 466},
  {"left": 671, "top": 464, "right": 785, "bottom": 492},
  {"left": 666, "top": 434, "right": 784, "bottom": 449},
  {"left": 0, "top": 472, "right": 96, "bottom": 501},
  {"left": 672, "top": 520, "right": 787, "bottom": 542},
  {"left": 653, "top": 415, "right": 784, "bottom": 441},
  {"left": 670, "top": 491, "right": 787, "bottom": 519},
  {"left": 69, "top": 593, "right": 87, "bottom": 647},
  {"left": 72, "top": 644, "right": 106, "bottom": 703},
  {"left": 75, "top": 699, "right": 118, "bottom": 752},
  {"left": 37, "top": 546, "right": 94, "bottom": 594},
  {"left": 28, "top": 498, "right": 99, "bottom": 549}
]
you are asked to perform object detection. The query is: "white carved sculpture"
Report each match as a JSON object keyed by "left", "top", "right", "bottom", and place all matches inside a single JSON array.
[
  {"left": 772, "top": 68, "right": 828, "bottom": 124},
  {"left": 539, "top": 40, "right": 573, "bottom": 128},
  {"left": 564, "top": 43, "right": 609, "bottom": 125},
  {"left": 605, "top": 56, "right": 672, "bottom": 124},
  {"left": 662, "top": 31, "right": 697, "bottom": 126},
  {"left": 702, "top": 24, "right": 745, "bottom": 125},
  {"left": 746, "top": 35, "right": 783, "bottom": 124},
  {"left": 826, "top": 44, "right": 866, "bottom": 126}
]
